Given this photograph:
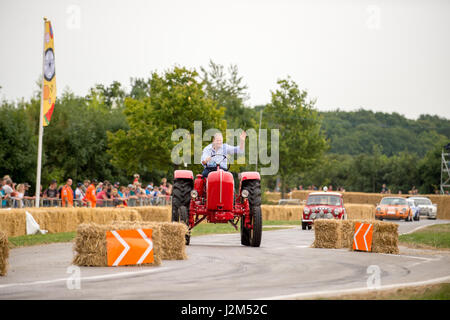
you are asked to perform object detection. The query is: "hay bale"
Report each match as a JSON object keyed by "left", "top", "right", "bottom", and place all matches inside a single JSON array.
[
  {"left": 312, "top": 219, "right": 342, "bottom": 249},
  {"left": 313, "top": 219, "right": 399, "bottom": 254},
  {"left": 158, "top": 222, "right": 188, "bottom": 260},
  {"left": 27, "top": 207, "right": 79, "bottom": 234},
  {"left": 344, "top": 204, "right": 376, "bottom": 220},
  {"left": 344, "top": 219, "right": 399, "bottom": 254},
  {"left": 264, "top": 192, "right": 281, "bottom": 202},
  {"left": 0, "top": 209, "right": 26, "bottom": 237},
  {"left": 76, "top": 208, "right": 142, "bottom": 225},
  {"left": 290, "top": 190, "right": 312, "bottom": 202},
  {"left": 0, "top": 230, "right": 9, "bottom": 276},
  {"left": 73, "top": 221, "right": 163, "bottom": 267},
  {"left": 261, "top": 205, "right": 303, "bottom": 221},
  {"left": 131, "top": 206, "right": 171, "bottom": 222},
  {"left": 341, "top": 220, "right": 355, "bottom": 249}
]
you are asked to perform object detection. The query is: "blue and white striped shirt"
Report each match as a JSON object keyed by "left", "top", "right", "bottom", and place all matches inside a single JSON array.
[{"left": 201, "top": 143, "right": 244, "bottom": 169}]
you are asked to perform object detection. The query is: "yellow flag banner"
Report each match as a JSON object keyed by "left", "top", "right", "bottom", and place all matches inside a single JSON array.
[{"left": 42, "top": 19, "right": 56, "bottom": 126}]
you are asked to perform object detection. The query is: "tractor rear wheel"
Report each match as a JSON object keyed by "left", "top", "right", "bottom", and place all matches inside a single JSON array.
[
  {"left": 172, "top": 179, "right": 192, "bottom": 245},
  {"left": 242, "top": 179, "right": 262, "bottom": 247},
  {"left": 172, "top": 179, "right": 192, "bottom": 222}
]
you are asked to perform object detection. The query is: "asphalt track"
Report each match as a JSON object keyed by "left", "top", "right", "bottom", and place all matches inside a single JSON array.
[{"left": 0, "top": 218, "right": 449, "bottom": 299}]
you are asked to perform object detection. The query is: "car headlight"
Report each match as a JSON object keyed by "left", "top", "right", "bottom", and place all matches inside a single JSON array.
[
  {"left": 241, "top": 189, "right": 249, "bottom": 198},
  {"left": 334, "top": 208, "right": 341, "bottom": 216},
  {"left": 190, "top": 190, "right": 198, "bottom": 199},
  {"left": 304, "top": 208, "right": 310, "bottom": 214}
]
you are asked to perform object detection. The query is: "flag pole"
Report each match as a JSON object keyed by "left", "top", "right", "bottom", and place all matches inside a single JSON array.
[{"left": 35, "top": 17, "right": 47, "bottom": 208}]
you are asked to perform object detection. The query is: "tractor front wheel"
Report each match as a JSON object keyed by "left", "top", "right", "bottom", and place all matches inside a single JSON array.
[
  {"left": 240, "top": 216, "right": 250, "bottom": 246},
  {"left": 241, "top": 179, "right": 262, "bottom": 247},
  {"left": 176, "top": 205, "right": 191, "bottom": 245}
]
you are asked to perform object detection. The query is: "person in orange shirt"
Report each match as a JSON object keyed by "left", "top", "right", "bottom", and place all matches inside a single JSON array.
[
  {"left": 61, "top": 178, "right": 74, "bottom": 207},
  {"left": 84, "top": 179, "right": 98, "bottom": 208}
]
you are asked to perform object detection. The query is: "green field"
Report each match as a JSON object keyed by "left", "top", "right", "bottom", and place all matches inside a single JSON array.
[
  {"left": 8, "top": 220, "right": 300, "bottom": 248},
  {"left": 399, "top": 223, "right": 450, "bottom": 249}
]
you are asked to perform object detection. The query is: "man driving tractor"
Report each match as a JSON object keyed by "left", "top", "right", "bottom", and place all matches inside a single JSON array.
[{"left": 201, "top": 131, "right": 246, "bottom": 178}]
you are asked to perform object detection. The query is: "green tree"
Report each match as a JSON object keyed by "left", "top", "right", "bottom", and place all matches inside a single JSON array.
[
  {"left": 200, "top": 60, "right": 256, "bottom": 130},
  {"left": 107, "top": 66, "right": 226, "bottom": 176},
  {"left": 0, "top": 101, "right": 37, "bottom": 185},
  {"left": 263, "top": 77, "right": 328, "bottom": 198}
]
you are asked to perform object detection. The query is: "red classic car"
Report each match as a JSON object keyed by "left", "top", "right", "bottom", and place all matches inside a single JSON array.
[{"left": 302, "top": 192, "right": 347, "bottom": 230}]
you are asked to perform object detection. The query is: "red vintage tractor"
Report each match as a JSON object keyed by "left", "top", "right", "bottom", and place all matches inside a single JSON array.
[{"left": 171, "top": 154, "right": 262, "bottom": 247}]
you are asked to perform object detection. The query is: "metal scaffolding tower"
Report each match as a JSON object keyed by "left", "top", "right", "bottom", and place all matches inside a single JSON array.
[{"left": 441, "top": 149, "right": 450, "bottom": 194}]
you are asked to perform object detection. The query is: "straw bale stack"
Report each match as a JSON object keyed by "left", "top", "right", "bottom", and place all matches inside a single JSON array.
[
  {"left": 264, "top": 192, "right": 282, "bottom": 202},
  {"left": 344, "top": 219, "right": 399, "bottom": 254},
  {"left": 344, "top": 204, "right": 376, "bottom": 220},
  {"left": 73, "top": 221, "right": 163, "bottom": 267},
  {"left": 312, "top": 219, "right": 342, "bottom": 249},
  {"left": 0, "top": 230, "right": 9, "bottom": 276},
  {"left": 157, "top": 222, "right": 189, "bottom": 260},
  {"left": 0, "top": 209, "right": 26, "bottom": 237},
  {"left": 27, "top": 207, "right": 79, "bottom": 234},
  {"left": 290, "top": 190, "right": 312, "bottom": 201},
  {"left": 131, "top": 206, "right": 171, "bottom": 222},
  {"left": 261, "top": 205, "right": 303, "bottom": 221},
  {"left": 76, "top": 207, "right": 142, "bottom": 225},
  {"left": 313, "top": 219, "right": 399, "bottom": 254}
]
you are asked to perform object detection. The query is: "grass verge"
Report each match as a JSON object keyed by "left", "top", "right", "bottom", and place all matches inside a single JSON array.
[
  {"left": 399, "top": 223, "right": 450, "bottom": 249},
  {"left": 322, "top": 283, "right": 450, "bottom": 300},
  {"left": 8, "top": 232, "right": 76, "bottom": 248}
]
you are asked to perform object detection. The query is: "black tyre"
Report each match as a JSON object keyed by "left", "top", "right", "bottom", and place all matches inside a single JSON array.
[
  {"left": 172, "top": 179, "right": 193, "bottom": 222},
  {"left": 240, "top": 215, "right": 250, "bottom": 245},
  {"left": 302, "top": 222, "right": 307, "bottom": 230},
  {"left": 176, "top": 205, "right": 190, "bottom": 245},
  {"left": 242, "top": 179, "right": 262, "bottom": 247},
  {"left": 307, "top": 224, "right": 312, "bottom": 230}
]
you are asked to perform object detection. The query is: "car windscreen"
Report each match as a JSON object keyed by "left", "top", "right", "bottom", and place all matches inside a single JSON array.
[
  {"left": 306, "top": 195, "right": 341, "bottom": 206},
  {"left": 380, "top": 198, "right": 407, "bottom": 205},
  {"left": 413, "top": 198, "right": 432, "bottom": 205}
]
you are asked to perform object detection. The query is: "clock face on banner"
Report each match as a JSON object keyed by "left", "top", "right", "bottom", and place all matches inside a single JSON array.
[{"left": 44, "top": 48, "right": 55, "bottom": 81}]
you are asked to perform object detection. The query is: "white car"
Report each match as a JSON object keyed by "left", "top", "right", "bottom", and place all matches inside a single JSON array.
[{"left": 408, "top": 197, "right": 437, "bottom": 219}]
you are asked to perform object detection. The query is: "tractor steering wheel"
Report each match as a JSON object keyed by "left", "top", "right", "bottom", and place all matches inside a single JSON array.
[{"left": 207, "top": 153, "right": 231, "bottom": 171}]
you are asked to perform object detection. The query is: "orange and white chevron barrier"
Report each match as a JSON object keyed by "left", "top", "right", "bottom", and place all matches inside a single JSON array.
[
  {"left": 352, "top": 222, "right": 373, "bottom": 252},
  {"left": 106, "top": 229, "right": 154, "bottom": 266}
]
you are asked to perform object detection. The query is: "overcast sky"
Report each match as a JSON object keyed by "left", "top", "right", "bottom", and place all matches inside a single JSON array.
[{"left": 1, "top": 0, "right": 449, "bottom": 119}]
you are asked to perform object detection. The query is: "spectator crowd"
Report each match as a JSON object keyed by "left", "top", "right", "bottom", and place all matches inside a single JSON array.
[{"left": 0, "top": 173, "right": 173, "bottom": 208}]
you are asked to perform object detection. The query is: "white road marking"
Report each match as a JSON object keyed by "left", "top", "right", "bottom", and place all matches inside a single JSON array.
[
  {"left": 256, "top": 274, "right": 450, "bottom": 300},
  {"left": 0, "top": 267, "right": 168, "bottom": 289}
]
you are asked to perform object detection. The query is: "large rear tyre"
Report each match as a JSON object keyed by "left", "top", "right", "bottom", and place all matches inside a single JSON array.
[
  {"left": 241, "top": 179, "right": 262, "bottom": 247},
  {"left": 172, "top": 179, "right": 192, "bottom": 222}
]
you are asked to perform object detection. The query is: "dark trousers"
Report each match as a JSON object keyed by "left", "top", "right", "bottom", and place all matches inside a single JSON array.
[{"left": 202, "top": 167, "right": 218, "bottom": 178}]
